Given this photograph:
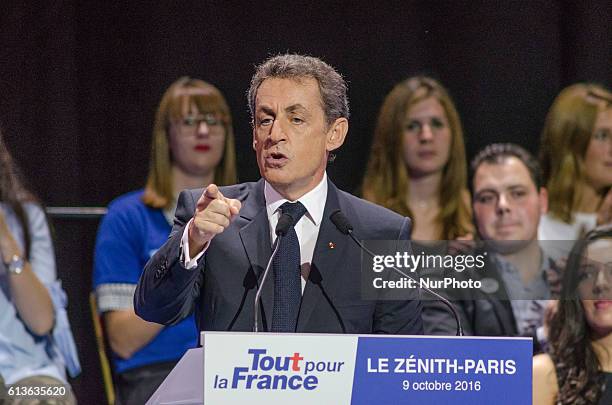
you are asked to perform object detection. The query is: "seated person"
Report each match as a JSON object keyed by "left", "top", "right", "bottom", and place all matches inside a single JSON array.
[
  {"left": 539, "top": 83, "right": 612, "bottom": 240},
  {"left": 362, "top": 76, "right": 473, "bottom": 240},
  {"left": 93, "top": 77, "right": 237, "bottom": 404},
  {"left": 533, "top": 226, "right": 612, "bottom": 405},
  {"left": 423, "top": 143, "right": 553, "bottom": 346},
  {"left": 0, "top": 131, "right": 79, "bottom": 404}
]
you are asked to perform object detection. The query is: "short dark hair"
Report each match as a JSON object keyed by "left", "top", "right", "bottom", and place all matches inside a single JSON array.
[
  {"left": 471, "top": 143, "right": 542, "bottom": 190},
  {"left": 247, "top": 54, "right": 349, "bottom": 126}
]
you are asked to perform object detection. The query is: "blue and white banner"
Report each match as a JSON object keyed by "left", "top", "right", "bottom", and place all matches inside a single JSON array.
[{"left": 201, "top": 332, "right": 531, "bottom": 404}]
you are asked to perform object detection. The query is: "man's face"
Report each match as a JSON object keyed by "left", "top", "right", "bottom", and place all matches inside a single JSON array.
[
  {"left": 472, "top": 156, "right": 547, "bottom": 243},
  {"left": 252, "top": 77, "right": 347, "bottom": 199}
]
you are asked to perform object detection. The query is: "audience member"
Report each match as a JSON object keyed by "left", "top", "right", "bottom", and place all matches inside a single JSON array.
[
  {"left": 0, "top": 130, "right": 79, "bottom": 404},
  {"left": 362, "top": 76, "right": 473, "bottom": 240},
  {"left": 539, "top": 83, "right": 612, "bottom": 240},
  {"left": 423, "top": 143, "right": 553, "bottom": 345},
  {"left": 92, "top": 77, "right": 237, "bottom": 404},
  {"left": 533, "top": 226, "right": 612, "bottom": 405}
]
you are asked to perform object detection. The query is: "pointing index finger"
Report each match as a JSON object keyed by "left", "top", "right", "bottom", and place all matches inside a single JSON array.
[{"left": 197, "top": 184, "right": 224, "bottom": 210}]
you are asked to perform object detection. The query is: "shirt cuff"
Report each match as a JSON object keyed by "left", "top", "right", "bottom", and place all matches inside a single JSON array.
[
  {"left": 180, "top": 218, "right": 208, "bottom": 269},
  {"left": 95, "top": 283, "right": 137, "bottom": 312}
]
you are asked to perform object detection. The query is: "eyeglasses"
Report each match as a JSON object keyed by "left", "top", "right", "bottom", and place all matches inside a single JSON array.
[
  {"left": 177, "top": 113, "right": 225, "bottom": 133},
  {"left": 578, "top": 262, "right": 612, "bottom": 287}
]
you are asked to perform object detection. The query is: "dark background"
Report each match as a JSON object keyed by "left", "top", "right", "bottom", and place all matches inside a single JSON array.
[{"left": 1, "top": 1, "right": 610, "bottom": 403}]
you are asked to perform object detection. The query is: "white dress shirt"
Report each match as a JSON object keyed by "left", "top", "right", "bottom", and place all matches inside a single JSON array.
[
  {"left": 181, "top": 174, "right": 328, "bottom": 293},
  {"left": 265, "top": 173, "right": 327, "bottom": 291}
]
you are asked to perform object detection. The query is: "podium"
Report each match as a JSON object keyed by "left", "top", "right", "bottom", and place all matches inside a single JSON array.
[{"left": 147, "top": 332, "right": 532, "bottom": 404}]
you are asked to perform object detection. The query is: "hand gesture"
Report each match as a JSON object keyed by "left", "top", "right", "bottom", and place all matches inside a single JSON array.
[{"left": 188, "top": 184, "right": 241, "bottom": 254}]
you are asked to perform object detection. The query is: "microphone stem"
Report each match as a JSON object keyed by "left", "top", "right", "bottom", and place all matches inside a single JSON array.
[
  {"left": 347, "top": 231, "right": 464, "bottom": 336},
  {"left": 254, "top": 234, "right": 282, "bottom": 332}
]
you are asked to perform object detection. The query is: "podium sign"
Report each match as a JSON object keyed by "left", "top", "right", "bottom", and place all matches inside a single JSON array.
[{"left": 202, "top": 332, "right": 531, "bottom": 404}]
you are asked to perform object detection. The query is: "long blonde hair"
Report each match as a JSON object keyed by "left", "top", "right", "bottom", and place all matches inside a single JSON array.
[
  {"left": 539, "top": 83, "right": 612, "bottom": 223},
  {"left": 362, "top": 76, "right": 472, "bottom": 239},
  {"left": 143, "top": 77, "right": 237, "bottom": 209}
]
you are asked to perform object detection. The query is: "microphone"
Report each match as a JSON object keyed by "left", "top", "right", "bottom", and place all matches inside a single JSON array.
[
  {"left": 253, "top": 212, "right": 293, "bottom": 332},
  {"left": 308, "top": 266, "right": 346, "bottom": 333},
  {"left": 330, "top": 209, "right": 464, "bottom": 336},
  {"left": 227, "top": 269, "right": 257, "bottom": 331}
]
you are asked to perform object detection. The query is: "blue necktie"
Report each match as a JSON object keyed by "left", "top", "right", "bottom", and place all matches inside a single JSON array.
[{"left": 271, "top": 201, "right": 307, "bottom": 332}]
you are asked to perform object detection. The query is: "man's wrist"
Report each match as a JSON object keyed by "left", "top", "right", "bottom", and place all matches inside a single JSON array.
[
  {"left": 188, "top": 220, "right": 208, "bottom": 254},
  {"left": 181, "top": 219, "right": 208, "bottom": 269}
]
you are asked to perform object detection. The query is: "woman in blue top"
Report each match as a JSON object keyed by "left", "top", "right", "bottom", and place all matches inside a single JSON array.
[
  {"left": 0, "top": 130, "right": 79, "bottom": 404},
  {"left": 93, "top": 77, "right": 237, "bottom": 404}
]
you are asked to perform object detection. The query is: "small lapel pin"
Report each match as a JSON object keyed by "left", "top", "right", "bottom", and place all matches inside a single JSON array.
[{"left": 328, "top": 242, "right": 336, "bottom": 249}]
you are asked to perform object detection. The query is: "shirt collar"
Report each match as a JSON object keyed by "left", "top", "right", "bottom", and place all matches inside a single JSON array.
[
  {"left": 264, "top": 172, "right": 328, "bottom": 226},
  {"left": 493, "top": 247, "right": 551, "bottom": 286}
]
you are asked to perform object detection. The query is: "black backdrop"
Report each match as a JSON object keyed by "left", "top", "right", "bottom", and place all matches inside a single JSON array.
[{"left": 1, "top": 1, "right": 610, "bottom": 402}]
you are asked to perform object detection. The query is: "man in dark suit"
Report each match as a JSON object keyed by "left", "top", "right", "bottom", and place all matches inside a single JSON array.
[
  {"left": 135, "top": 54, "right": 423, "bottom": 335},
  {"left": 423, "top": 143, "right": 553, "bottom": 348}
]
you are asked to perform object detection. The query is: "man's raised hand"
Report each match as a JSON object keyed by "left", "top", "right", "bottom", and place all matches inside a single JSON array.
[{"left": 188, "top": 184, "right": 241, "bottom": 257}]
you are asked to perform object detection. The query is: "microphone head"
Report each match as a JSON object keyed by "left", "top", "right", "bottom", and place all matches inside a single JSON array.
[
  {"left": 275, "top": 212, "right": 293, "bottom": 236},
  {"left": 243, "top": 268, "right": 257, "bottom": 289},
  {"left": 330, "top": 209, "right": 353, "bottom": 235},
  {"left": 308, "top": 266, "right": 323, "bottom": 284}
]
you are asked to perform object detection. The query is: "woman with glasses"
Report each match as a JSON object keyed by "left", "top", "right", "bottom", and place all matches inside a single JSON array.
[
  {"left": 538, "top": 84, "right": 612, "bottom": 241},
  {"left": 361, "top": 76, "right": 473, "bottom": 241},
  {"left": 533, "top": 226, "right": 612, "bottom": 405},
  {"left": 93, "top": 77, "right": 237, "bottom": 404}
]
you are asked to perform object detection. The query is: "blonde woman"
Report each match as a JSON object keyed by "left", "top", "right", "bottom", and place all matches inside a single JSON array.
[
  {"left": 362, "top": 76, "right": 472, "bottom": 240},
  {"left": 539, "top": 83, "right": 612, "bottom": 240},
  {"left": 93, "top": 77, "right": 237, "bottom": 404}
]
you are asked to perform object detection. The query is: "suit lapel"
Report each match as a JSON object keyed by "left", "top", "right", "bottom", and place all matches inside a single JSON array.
[
  {"left": 238, "top": 179, "right": 273, "bottom": 331},
  {"left": 479, "top": 255, "right": 518, "bottom": 335},
  {"left": 297, "top": 180, "right": 349, "bottom": 331}
]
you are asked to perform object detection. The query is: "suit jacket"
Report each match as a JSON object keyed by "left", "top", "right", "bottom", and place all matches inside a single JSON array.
[
  {"left": 135, "top": 178, "right": 423, "bottom": 335},
  {"left": 422, "top": 253, "right": 518, "bottom": 336}
]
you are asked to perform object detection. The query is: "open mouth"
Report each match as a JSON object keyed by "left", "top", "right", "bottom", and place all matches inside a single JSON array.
[
  {"left": 594, "top": 300, "right": 612, "bottom": 310},
  {"left": 264, "top": 152, "right": 288, "bottom": 167}
]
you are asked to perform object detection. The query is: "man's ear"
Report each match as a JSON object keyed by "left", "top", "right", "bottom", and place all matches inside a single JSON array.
[
  {"left": 252, "top": 127, "right": 258, "bottom": 151},
  {"left": 326, "top": 117, "right": 348, "bottom": 152},
  {"left": 539, "top": 187, "right": 549, "bottom": 215}
]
